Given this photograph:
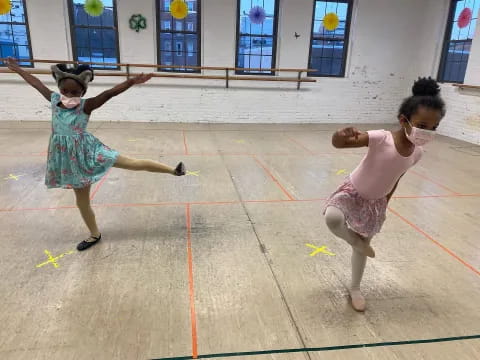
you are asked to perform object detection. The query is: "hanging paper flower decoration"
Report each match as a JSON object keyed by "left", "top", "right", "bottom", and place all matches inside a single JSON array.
[
  {"left": 84, "top": 0, "right": 104, "bottom": 17},
  {"left": 457, "top": 8, "right": 472, "bottom": 29},
  {"left": 170, "top": 0, "right": 188, "bottom": 20},
  {"left": 323, "top": 12, "right": 339, "bottom": 31},
  {"left": 249, "top": 6, "right": 266, "bottom": 24},
  {"left": 0, "top": 0, "right": 12, "bottom": 15}
]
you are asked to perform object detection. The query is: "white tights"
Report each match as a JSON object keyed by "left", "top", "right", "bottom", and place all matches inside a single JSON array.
[{"left": 325, "top": 206, "right": 373, "bottom": 311}]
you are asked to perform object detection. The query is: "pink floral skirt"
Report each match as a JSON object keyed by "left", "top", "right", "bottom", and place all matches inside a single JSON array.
[{"left": 323, "top": 177, "right": 388, "bottom": 238}]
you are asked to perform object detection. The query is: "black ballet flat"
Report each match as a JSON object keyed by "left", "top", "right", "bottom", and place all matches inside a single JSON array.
[
  {"left": 174, "top": 162, "right": 186, "bottom": 176},
  {"left": 77, "top": 234, "right": 101, "bottom": 251}
]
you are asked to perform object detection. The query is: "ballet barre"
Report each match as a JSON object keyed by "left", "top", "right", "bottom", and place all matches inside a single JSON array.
[{"left": 0, "top": 58, "right": 317, "bottom": 90}]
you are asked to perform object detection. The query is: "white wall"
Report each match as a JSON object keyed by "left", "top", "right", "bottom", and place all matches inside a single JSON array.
[
  {"left": 116, "top": 0, "right": 157, "bottom": 64},
  {"left": 25, "top": 0, "right": 71, "bottom": 67},
  {"left": 1, "top": 0, "right": 479, "bottom": 144}
]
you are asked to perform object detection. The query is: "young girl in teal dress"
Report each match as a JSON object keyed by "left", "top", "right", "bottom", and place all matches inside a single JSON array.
[{"left": 6, "top": 57, "right": 186, "bottom": 251}]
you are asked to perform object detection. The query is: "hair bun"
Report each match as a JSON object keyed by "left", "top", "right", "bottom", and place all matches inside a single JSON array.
[{"left": 412, "top": 77, "right": 440, "bottom": 97}]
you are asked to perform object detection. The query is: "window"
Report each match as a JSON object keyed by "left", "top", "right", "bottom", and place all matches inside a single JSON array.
[
  {"left": 157, "top": 0, "right": 201, "bottom": 72},
  {"left": 0, "top": 0, "right": 32, "bottom": 67},
  {"left": 68, "top": 0, "right": 120, "bottom": 69},
  {"left": 235, "top": 0, "right": 279, "bottom": 74},
  {"left": 308, "top": 0, "right": 352, "bottom": 77},
  {"left": 438, "top": 0, "right": 479, "bottom": 83}
]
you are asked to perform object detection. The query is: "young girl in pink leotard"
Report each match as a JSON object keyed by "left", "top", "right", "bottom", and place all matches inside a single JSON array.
[{"left": 324, "top": 77, "right": 446, "bottom": 312}]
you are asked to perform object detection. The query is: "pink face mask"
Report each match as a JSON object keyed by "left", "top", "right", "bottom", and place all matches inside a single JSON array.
[
  {"left": 61, "top": 95, "right": 81, "bottom": 109},
  {"left": 405, "top": 120, "right": 436, "bottom": 146}
]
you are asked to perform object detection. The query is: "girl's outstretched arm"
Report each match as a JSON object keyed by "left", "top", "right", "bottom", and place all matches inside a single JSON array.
[
  {"left": 84, "top": 73, "right": 153, "bottom": 115},
  {"left": 6, "top": 57, "right": 52, "bottom": 101},
  {"left": 332, "top": 127, "right": 369, "bottom": 148}
]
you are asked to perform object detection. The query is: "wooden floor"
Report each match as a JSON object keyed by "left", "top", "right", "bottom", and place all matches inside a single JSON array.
[{"left": 0, "top": 121, "right": 479, "bottom": 360}]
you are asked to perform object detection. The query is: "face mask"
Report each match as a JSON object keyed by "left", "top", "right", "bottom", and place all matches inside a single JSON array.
[
  {"left": 61, "top": 95, "right": 81, "bottom": 109},
  {"left": 405, "top": 120, "right": 435, "bottom": 146}
]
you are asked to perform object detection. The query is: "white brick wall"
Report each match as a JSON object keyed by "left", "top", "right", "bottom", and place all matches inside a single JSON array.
[
  {"left": 1, "top": 0, "right": 479, "bottom": 144},
  {"left": 439, "top": 85, "right": 480, "bottom": 145}
]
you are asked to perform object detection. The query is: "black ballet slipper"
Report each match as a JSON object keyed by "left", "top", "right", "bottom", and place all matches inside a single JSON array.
[
  {"left": 77, "top": 234, "right": 101, "bottom": 251},
  {"left": 174, "top": 162, "right": 186, "bottom": 176}
]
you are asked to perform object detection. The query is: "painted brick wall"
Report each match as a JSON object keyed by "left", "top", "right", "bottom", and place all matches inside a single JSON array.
[{"left": 439, "top": 85, "right": 480, "bottom": 145}]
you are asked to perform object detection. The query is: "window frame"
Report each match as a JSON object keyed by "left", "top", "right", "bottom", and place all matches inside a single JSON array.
[
  {"left": 437, "top": 0, "right": 477, "bottom": 84},
  {"left": 155, "top": 0, "right": 202, "bottom": 73},
  {"left": 234, "top": 0, "right": 280, "bottom": 76},
  {"left": 0, "top": 0, "right": 34, "bottom": 68},
  {"left": 67, "top": 0, "right": 121, "bottom": 70},
  {"left": 307, "top": 0, "right": 353, "bottom": 78}
]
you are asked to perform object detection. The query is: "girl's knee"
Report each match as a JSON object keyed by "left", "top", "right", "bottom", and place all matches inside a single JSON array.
[{"left": 325, "top": 206, "right": 345, "bottom": 230}]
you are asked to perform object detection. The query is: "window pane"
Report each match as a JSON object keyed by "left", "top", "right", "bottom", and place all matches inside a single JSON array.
[
  {"left": 75, "top": 28, "right": 89, "bottom": 47},
  {"left": 160, "top": 12, "right": 172, "bottom": 30},
  {"left": 89, "top": 49, "right": 103, "bottom": 63},
  {"left": 186, "top": 53, "right": 198, "bottom": 66},
  {"left": 160, "top": 51, "right": 173, "bottom": 66},
  {"left": 186, "top": 34, "right": 197, "bottom": 53},
  {"left": 16, "top": 45, "right": 31, "bottom": 63},
  {"left": 186, "top": 13, "right": 197, "bottom": 31},
  {"left": 173, "top": 51, "right": 186, "bottom": 66},
  {"left": 239, "top": 35, "right": 252, "bottom": 55},
  {"left": 161, "top": 0, "right": 171, "bottom": 12},
  {"left": 439, "top": 0, "right": 478, "bottom": 82},
  {"left": 77, "top": 47, "right": 91, "bottom": 62},
  {"left": 101, "top": 6, "right": 115, "bottom": 27},
  {"left": 0, "top": 0, "right": 31, "bottom": 67},
  {"left": 236, "top": 0, "right": 278, "bottom": 74},
  {"left": 88, "top": 28, "right": 102, "bottom": 48},
  {"left": 469, "top": 18, "right": 477, "bottom": 38},
  {"left": 175, "top": 20, "right": 183, "bottom": 31},
  {"left": 309, "top": 1, "right": 351, "bottom": 77},
  {"left": 249, "top": 55, "right": 261, "bottom": 70},
  {"left": 261, "top": 37, "right": 273, "bottom": 55},
  {"left": 102, "top": 28, "right": 117, "bottom": 49},
  {"left": 262, "top": 17, "right": 274, "bottom": 35},
  {"left": 11, "top": 24, "right": 28, "bottom": 45},
  {"left": 260, "top": 55, "right": 272, "bottom": 70},
  {"left": 70, "top": 0, "right": 119, "bottom": 69},
  {"left": 0, "top": 11, "right": 11, "bottom": 23},
  {"left": 103, "top": 48, "right": 117, "bottom": 63},
  {"left": 10, "top": 0, "right": 26, "bottom": 22},
  {"left": 71, "top": 2, "right": 89, "bottom": 25},
  {"left": 160, "top": 33, "right": 173, "bottom": 51},
  {"left": 157, "top": 0, "right": 200, "bottom": 71}
]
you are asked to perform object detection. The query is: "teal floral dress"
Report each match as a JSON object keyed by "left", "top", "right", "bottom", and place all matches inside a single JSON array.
[{"left": 45, "top": 92, "right": 119, "bottom": 189}]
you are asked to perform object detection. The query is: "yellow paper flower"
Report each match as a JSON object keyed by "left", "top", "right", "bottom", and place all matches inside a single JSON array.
[
  {"left": 84, "top": 0, "right": 104, "bottom": 17},
  {"left": 170, "top": 0, "right": 188, "bottom": 20},
  {"left": 0, "top": 0, "right": 12, "bottom": 15},
  {"left": 323, "top": 12, "right": 339, "bottom": 31}
]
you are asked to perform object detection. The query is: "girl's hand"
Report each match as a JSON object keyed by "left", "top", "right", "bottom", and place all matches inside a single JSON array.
[
  {"left": 337, "top": 127, "right": 362, "bottom": 140},
  {"left": 131, "top": 73, "right": 153, "bottom": 85},
  {"left": 332, "top": 127, "right": 368, "bottom": 148},
  {"left": 6, "top": 57, "right": 22, "bottom": 73}
]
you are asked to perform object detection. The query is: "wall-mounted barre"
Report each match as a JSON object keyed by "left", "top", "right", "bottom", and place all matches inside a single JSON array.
[{"left": 0, "top": 58, "right": 317, "bottom": 90}]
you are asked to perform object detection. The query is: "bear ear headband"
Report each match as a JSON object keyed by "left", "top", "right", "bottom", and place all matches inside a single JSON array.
[{"left": 51, "top": 64, "right": 94, "bottom": 91}]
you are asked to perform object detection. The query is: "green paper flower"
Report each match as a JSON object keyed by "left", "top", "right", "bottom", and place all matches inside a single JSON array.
[{"left": 84, "top": 0, "right": 104, "bottom": 17}]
